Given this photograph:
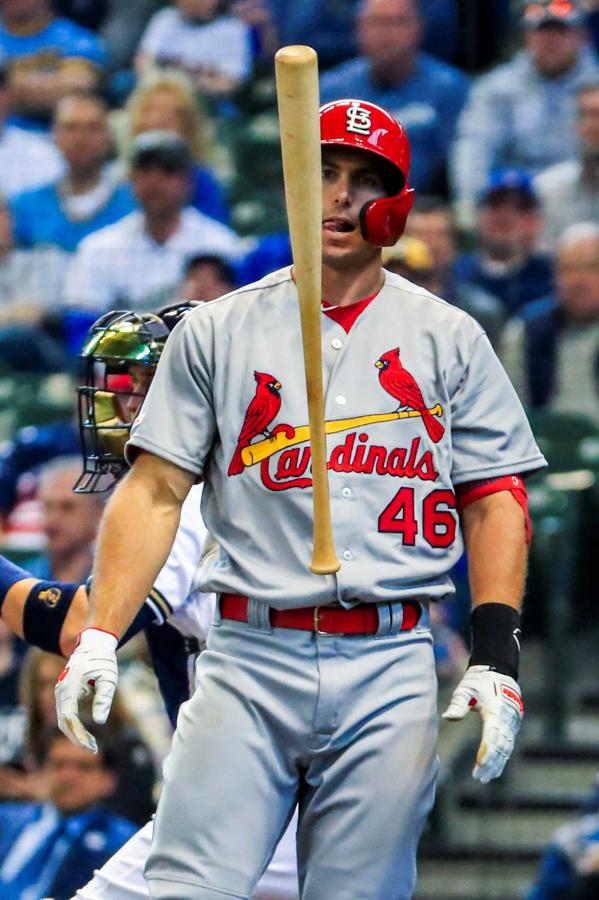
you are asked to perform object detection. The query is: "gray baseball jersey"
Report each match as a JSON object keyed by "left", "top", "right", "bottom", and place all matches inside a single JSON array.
[{"left": 128, "top": 266, "right": 546, "bottom": 608}]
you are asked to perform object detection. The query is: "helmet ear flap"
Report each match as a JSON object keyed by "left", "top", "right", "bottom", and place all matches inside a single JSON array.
[{"left": 359, "top": 188, "right": 415, "bottom": 248}]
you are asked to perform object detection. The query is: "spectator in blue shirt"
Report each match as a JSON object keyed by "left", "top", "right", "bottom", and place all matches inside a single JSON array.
[
  {"left": 264, "top": 0, "right": 463, "bottom": 71},
  {"left": 0, "top": 0, "right": 105, "bottom": 132},
  {"left": 319, "top": 0, "right": 469, "bottom": 193},
  {"left": 10, "top": 91, "right": 134, "bottom": 252},
  {"left": 454, "top": 169, "right": 554, "bottom": 315},
  {"left": 0, "top": 728, "right": 136, "bottom": 900}
]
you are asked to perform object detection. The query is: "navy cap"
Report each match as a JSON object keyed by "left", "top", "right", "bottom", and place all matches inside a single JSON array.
[
  {"left": 130, "top": 130, "right": 192, "bottom": 172},
  {"left": 480, "top": 168, "right": 539, "bottom": 207},
  {"left": 522, "top": 0, "right": 585, "bottom": 28}
]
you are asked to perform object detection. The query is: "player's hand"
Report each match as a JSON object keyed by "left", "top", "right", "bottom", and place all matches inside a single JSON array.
[
  {"left": 441, "top": 665, "right": 524, "bottom": 783},
  {"left": 55, "top": 628, "right": 118, "bottom": 753}
]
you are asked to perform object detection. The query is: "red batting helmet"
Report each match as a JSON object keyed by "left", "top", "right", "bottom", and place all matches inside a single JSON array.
[{"left": 320, "top": 98, "right": 414, "bottom": 247}]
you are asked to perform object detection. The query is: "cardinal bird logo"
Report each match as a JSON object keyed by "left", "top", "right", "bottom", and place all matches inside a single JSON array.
[
  {"left": 375, "top": 348, "right": 445, "bottom": 444},
  {"left": 228, "top": 371, "right": 282, "bottom": 476}
]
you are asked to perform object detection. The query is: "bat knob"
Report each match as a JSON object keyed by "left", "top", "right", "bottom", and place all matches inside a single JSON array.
[{"left": 310, "top": 555, "right": 341, "bottom": 576}]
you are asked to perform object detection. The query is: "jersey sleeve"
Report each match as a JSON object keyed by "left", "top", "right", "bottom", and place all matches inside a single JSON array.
[
  {"left": 450, "top": 329, "right": 546, "bottom": 484},
  {"left": 126, "top": 314, "right": 216, "bottom": 476},
  {"left": 147, "top": 486, "right": 207, "bottom": 623}
]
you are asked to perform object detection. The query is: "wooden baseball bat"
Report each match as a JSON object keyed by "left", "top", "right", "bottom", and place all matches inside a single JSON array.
[{"left": 275, "top": 45, "right": 340, "bottom": 575}]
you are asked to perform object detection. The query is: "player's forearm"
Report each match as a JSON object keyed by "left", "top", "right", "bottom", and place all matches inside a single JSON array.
[
  {"left": 86, "top": 453, "right": 193, "bottom": 639},
  {"left": 461, "top": 492, "right": 527, "bottom": 610},
  {"left": 0, "top": 554, "right": 88, "bottom": 656}
]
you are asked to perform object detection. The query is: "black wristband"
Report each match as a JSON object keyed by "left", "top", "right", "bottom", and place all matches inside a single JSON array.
[
  {"left": 23, "top": 581, "right": 79, "bottom": 655},
  {"left": 469, "top": 603, "right": 521, "bottom": 680}
]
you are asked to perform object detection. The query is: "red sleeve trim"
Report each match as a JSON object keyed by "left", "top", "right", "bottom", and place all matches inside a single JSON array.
[{"left": 456, "top": 475, "right": 531, "bottom": 544}]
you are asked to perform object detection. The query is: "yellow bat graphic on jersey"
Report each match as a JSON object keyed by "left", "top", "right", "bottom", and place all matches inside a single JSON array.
[{"left": 240, "top": 404, "right": 443, "bottom": 466}]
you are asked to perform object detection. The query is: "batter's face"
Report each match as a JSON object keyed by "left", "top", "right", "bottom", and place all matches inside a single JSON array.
[{"left": 321, "top": 146, "right": 387, "bottom": 268}]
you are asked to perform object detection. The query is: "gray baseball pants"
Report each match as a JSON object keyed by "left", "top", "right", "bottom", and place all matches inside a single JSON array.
[{"left": 145, "top": 601, "right": 438, "bottom": 899}]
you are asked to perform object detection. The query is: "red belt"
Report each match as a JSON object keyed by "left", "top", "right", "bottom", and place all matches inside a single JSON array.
[{"left": 220, "top": 594, "right": 421, "bottom": 635}]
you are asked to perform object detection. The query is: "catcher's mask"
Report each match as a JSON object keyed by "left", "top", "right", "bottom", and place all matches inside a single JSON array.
[{"left": 74, "top": 310, "right": 171, "bottom": 493}]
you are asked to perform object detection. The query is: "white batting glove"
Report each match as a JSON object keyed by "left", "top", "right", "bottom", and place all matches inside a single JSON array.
[
  {"left": 442, "top": 665, "right": 524, "bottom": 783},
  {"left": 55, "top": 628, "right": 118, "bottom": 754}
]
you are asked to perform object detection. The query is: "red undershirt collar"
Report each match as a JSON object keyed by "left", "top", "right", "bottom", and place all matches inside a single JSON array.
[{"left": 321, "top": 291, "right": 379, "bottom": 334}]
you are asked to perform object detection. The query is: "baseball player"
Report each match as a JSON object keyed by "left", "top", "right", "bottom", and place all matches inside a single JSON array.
[
  {"left": 0, "top": 307, "right": 209, "bottom": 670},
  {"left": 0, "top": 305, "right": 299, "bottom": 900},
  {"left": 56, "top": 99, "right": 546, "bottom": 900}
]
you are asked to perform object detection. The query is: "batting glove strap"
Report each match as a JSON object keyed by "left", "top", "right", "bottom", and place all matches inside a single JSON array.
[
  {"left": 55, "top": 627, "right": 119, "bottom": 754},
  {"left": 442, "top": 665, "right": 524, "bottom": 784}
]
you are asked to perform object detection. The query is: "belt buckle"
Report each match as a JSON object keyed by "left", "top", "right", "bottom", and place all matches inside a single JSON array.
[{"left": 313, "top": 606, "right": 344, "bottom": 637}]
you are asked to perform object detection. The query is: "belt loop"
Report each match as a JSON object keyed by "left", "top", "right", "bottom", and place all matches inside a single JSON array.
[
  {"left": 375, "top": 602, "right": 392, "bottom": 637},
  {"left": 417, "top": 601, "right": 429, "bottom": 630},
  {"left": 214, "top": 596, "right": 224, "bottom": 625},
  {"left": 247, "top": 597, "right": 272, "bottom": 632},
  {"left": 389, "top": 600, "right": 405, "bottom": 635}
]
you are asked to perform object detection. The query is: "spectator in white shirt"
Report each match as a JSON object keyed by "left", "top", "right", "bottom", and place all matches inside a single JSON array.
[
  {"left": 450, "top": 0, "right": 598, "bottom": 230},
  {"left": 136, "top": 0, "right": 252, "bottom": 99},
  {"left": 0, "top": 62, "right": 64, "bottom": 197},
  {"left": 64, "top": 130, "right": 242, "bottom": 312},
  {"left": 535, "top": 79, "right": 599, "bottom": 248},
  {"left": 0, "top": 196, "right": 68, "bottom": 322}
]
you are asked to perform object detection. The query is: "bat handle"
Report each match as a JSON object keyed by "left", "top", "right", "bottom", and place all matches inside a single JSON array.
[
  {"left": 308, "top": 422, "right": 340, "bottom": 575},
  {"left": 310, "top": 542, "right": 341, "bottom": 575}
]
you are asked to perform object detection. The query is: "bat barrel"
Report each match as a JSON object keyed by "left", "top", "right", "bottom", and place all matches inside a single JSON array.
[{"left": 275, "top": 46, "right": 340, "bottom": 576}]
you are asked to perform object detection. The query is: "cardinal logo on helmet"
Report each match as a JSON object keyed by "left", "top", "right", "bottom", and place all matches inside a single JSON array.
[{"left": 346, "top": 103, "right": 372, "bottom": 136}]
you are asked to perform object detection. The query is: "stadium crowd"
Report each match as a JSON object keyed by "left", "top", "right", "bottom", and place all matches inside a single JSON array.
[{"left": 0, "top": 0, "right": 597, "bottom": 897}]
